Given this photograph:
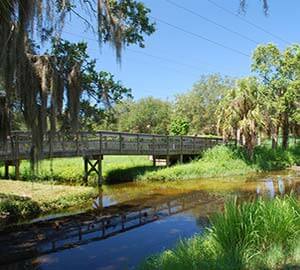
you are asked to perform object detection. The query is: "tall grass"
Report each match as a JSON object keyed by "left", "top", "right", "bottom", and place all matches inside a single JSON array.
[
  {"left": 138, "top": 146, "right": 256, "bottom": 181},
  {"left": 140, "top": 196, "right": 300, "bottom": 270},
  {"left": 1, "top": 145, "right": 299, "bottom": 184},
  {"left": 139, "top": 144, "right": 300, "bottom": 182},
  {"left": 0, "top": 156, "right": 152, "bottom": 185}
]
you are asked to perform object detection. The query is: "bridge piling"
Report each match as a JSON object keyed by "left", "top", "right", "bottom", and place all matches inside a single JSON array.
[
  {"left": 83, "top": 155, "right": 103, "bottom": 186},
  {"left": 3, "top": 160, "right": 20, "bottom": 179},
  {"left": 4, "top": 161, "right": 9, "bottom": 179},
  {"left": 152, "top": 156, "right": 156, "bottom": 166}
]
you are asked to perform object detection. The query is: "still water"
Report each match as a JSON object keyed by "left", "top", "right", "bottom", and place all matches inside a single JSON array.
[{"left": 2, "top": 170, "right": 300, "bottom": 270}]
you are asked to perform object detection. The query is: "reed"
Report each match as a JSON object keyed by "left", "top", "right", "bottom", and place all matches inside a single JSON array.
[{"left": 140, "top": 196, "right": 300, "bottom": 270}]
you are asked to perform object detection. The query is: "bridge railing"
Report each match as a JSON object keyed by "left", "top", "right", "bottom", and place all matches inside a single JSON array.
[{"left": 0, "top": 131, "right": 224, "bottom": 160}]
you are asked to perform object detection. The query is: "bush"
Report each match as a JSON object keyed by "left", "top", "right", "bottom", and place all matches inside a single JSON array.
[
  {"left": 252, "top": 146, "right": 297, "bottom": 170},
  {"left": 0, "top": 194, "right": 41, "bottom": 221},
  {"left": 139, "top": 145, "right": 256, "bottom": 181},
  {"left": 139, "top": 144, "right": 300, "bottom": 182}
]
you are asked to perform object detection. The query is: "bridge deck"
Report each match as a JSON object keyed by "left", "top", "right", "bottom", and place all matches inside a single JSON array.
[{"left": 0, "top": 131, "right": 223, "bottom": 161}]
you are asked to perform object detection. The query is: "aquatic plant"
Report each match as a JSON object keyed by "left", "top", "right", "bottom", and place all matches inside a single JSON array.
[{"left": 140, "top": 196, "right": 300, "bottom": 270}]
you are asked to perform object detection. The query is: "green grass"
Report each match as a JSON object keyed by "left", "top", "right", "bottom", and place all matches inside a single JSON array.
[
  {"left": 138, "top": 144, "right": 300, "bottom": 182},
  {"left": 1, "top": 144, "right": 299, "bottom": 184},
  {"left": 0, "top": 155, "right": 152, "bottom": 185},
  {"left": 140, "top": 196, "right": 300, "bottom": 270},
  {"left": 0, "top": 180, "right": 97, "bottom": 222}
]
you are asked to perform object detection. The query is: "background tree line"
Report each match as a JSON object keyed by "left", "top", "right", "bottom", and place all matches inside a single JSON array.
[
  {"left": 6, "top": 41, "right": 299, "bottom": 158},
  {"left": 98, "top": 44, "right": 299, "bottom": 157}
]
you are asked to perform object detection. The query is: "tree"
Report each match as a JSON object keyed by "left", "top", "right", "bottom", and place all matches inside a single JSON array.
[
  {"left": 217, "top": 77, "right": 264, "bottom": 157},
  {"left": 118, "top": 97, "right": 172, "bottom": 134},
  {"left": 174, "top": 74, "right": 234, "bottom": 135},
  {"left": 79, "top": 71, "right": 132, "bottom": 131},
  {"left": 0, "top": 0, "right": 155, "bottom": 144},
  {"left": 252, "top": 44, "right": 300, "bottom": 149}
]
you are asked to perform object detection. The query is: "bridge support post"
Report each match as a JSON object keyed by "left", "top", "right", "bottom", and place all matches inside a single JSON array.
[
  {"left": 4, "top": 161, "right": 9, "bottom": 179},
  {"left": 180, "top": 154, "right": 183, "bottom": 164},
  {"left": 152, "top": 155, "right": 156, "bottom": 166},
  {"left": 4, "top": 160, "right": 20, "bottom": 179},
  {"left": 83, "top": 155, "right": 103, "bottom": 186},
  {"left": 166, "top": 156, "right": 170, "bottom": 167},
  {"left": 14, "top": 160, "right": 20, "bottom": 180}
]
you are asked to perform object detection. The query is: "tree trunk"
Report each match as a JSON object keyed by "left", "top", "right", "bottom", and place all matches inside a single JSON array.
[
  {"left": 257, "top": 131, "right": 262, "bottom": 146},
  {"left": 245, "top": 131, "right": 256, "bottom": 159},
  {"left": 236, "top": 128, "right": 243, "bottom": 145},
  {"left": 271, "top": 125, "right": 279, "bottom": 149},
  {"left": 282, "top": 112, "right": 289, "bottom": 149}
]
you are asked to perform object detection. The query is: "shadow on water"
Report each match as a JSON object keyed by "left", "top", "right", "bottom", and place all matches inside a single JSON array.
[
  {"left": 1, "top": 173, "right": 299, "bottom": 270},
  {"left": 105, "top": 165, "right": 160, "bottom": 184}
]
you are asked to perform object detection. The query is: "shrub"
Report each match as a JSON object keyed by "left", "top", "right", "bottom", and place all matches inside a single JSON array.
[
  {"left": 252, "top": 146, "right": 297, "bottom": 170},
  {"left": 0, "top": 194, "right": 41, "bottom": 221},
  {"left": 139, "top": 145, "right": 256, "bottom": 181}
]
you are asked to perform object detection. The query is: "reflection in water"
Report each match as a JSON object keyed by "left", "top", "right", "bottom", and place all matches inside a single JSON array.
[
  {"left": 278, "top": 177, "right": 285, "bottom": 195},
  {"left": 1, "top": 174, "right": 299, "bottom": 270}
]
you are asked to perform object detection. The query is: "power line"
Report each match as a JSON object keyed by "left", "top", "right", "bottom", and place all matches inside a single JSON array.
[
  {"left": 165, "top": 0, "right": 259, "bottom": 45},
  {"left": 62, "top": 30, "right": 218, "bottom": 74},
  {"left": 207, "top": 0, "right": 290, "bottom": 45},
  {"left": 150, "top": 15, "right": 250, "bottom": 57}
]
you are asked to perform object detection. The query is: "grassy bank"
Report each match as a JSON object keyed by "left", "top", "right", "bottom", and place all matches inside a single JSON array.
[
  {"left": 0, "top": 155, "right": 152, "bottom": 185},
  {"left": 0, "top": 145, "right": 299, "bottom": 185},
  {"left": 0, "top": 180, "right": 97, "bottom": 222},
  {"left": 138, "top": 145, "right": 300, "bottom": 182},
  {"left": 140, "top": 196, "right": 300, "bottom": 270}
]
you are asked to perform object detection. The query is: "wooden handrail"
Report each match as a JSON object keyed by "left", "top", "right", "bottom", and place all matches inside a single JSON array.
[{"left": 0, "top": 130, "right": 225, "bottom": 160}]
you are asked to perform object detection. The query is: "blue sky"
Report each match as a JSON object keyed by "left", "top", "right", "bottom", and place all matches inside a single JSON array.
[{"left": 59, "top": 0, "right": 300, "bottom": 100}]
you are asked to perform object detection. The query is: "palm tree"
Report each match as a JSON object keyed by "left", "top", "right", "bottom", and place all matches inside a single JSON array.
[{"left": 218, "top": 77, "right": 264, "bottom": 157}]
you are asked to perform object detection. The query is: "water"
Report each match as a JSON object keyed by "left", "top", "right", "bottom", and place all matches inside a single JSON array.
[{"left": 1, "top": 170, "right": 300, "bottom": 270}]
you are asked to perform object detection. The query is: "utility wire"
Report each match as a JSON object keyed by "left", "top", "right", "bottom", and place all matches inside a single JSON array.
[
  {"left": 165, "top": 0, "right": 259, "bottom": 45},
  {"left": 207, "top": 0, "right": 290, "bottom": 45},
  {"left": 150, "top": 15, "right": 250, "bottom": 57},
  {"left": 62, "top": 30, "right": 218, "bottom": 73}
]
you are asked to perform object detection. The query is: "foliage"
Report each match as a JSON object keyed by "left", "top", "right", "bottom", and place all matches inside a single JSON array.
[
  {"left": 252, "top": 44, "right": 300, "bottom": 149},
  {"left": 251, "top": 145, "right": 300, "bottom": 170},
  {"left": 217, "top": 77, "right": 264, "bottom": 157},
  {"left": 79, "top": 68, "right": 133, "bottom": 130},
  {"left": 0, "top": 194, "right": 41, "bottom": 220},
  {"left": 173, "top": 74, "right": 234, "bottom": 135},
  {"left": 118, "top": 97, "right": 172, "bottom": 134},
  {"left": 0, "top": 0, "right": 154, "bottom": 145},
  {"left": 139, "top": 144, "right": 300, "bottom": 182},
  {"left": 169, "top": 117, "right": 190, "bottom": 135},
  {"left": 140, "top": 195, "right": 300, "bottom": 270},
  {"left": 139, "top": 146, "right": 256, "bottom": 181}
]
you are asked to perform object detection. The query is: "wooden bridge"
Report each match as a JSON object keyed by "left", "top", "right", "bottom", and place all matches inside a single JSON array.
[{"left": 0, "top": 131, "right": 224, "bottom": 185}]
